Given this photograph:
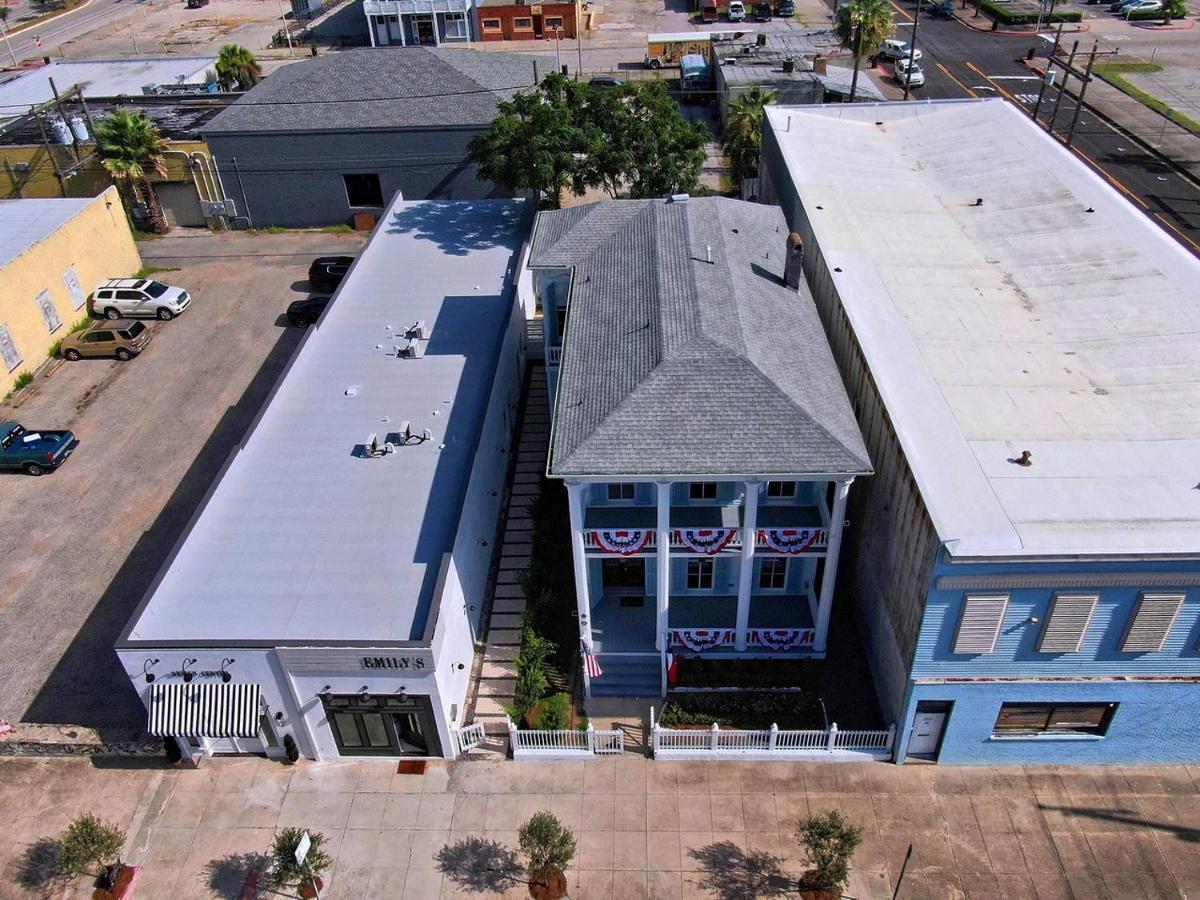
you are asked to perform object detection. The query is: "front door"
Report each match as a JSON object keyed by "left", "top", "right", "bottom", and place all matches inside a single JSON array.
[
  {"left": 907, "top": 702, "right": 950, "bottom": 758},
  {"left": 602, "top": 558, "right": 645, "bottom": 593},
  {"left": 323, "top": 694, "right": 443, "bottom": 757},
  {"left": 533, "top": 13, "right": 543, "bottom": 37},
  {"left": 415, "top": 15, "right": 435, "bottom": 43}
]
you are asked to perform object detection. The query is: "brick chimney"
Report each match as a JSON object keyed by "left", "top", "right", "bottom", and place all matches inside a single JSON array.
[
  {"left": 784, "top": 232, "right": 804, "bottom": 290},
  {"left": 812, "top": 55, "right": 828, "bottom": 76}
]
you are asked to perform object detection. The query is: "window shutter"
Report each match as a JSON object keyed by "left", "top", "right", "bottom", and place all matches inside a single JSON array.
[
  {"left": 1036, "top": 594, "right": 1097, "bottom": 653},
  {"left": 952, "top": 594, "right": 1008, "bottom": 654},
  {"left": 1121, "top": 593, "right": 1183, "bottom": 652}
]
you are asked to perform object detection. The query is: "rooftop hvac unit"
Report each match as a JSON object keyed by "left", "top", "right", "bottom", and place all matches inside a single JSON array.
[
  {"left": 406, "top": 320, "right": 429, "bottom": 340},
  {"left": 400, "top": 339, "right": 424, "bottom": 359},
  {"left": 782, "top": 58, "right": 795, "bottom": 74}
]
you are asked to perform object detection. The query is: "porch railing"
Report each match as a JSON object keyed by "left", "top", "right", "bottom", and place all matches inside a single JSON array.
[
  {"left": 547, "top": 345, "right": 562, "bottom": 366},
  {"left": 649, "top": 708, "right": 895, "bottom": 761},
  {"left": 507, "top": 717, "right": 624, "bottom": 759},
  {"left": 449, "top": 721, "right": 487, "bottom": 756},
  {"left": 669, "top": 628, "right": 817, "bottom": 653}
]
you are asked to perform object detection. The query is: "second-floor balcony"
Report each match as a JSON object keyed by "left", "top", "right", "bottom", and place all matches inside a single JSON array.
[{"left": 582, "top": 503, "right": 827, "bottom": 555}]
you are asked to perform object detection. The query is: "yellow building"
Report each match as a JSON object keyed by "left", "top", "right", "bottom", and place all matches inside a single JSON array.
[{"left": 0, "top": 187, "right": 141, "bottom": 397}]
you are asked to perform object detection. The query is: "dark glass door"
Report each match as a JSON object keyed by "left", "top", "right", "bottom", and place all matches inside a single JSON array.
[{"left": 323, "top": 694, "right": 442, "bottom": 757}]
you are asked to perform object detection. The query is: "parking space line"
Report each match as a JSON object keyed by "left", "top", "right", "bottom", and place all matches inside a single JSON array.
[{"left": 936, "top": 62, "right": 978, "bottom": 98}]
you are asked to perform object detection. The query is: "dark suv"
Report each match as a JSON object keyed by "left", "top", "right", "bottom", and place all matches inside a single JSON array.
[
  {"left": 287, "top": 295, "right": 331, "bottom": 327},
  {"left": 754, "top": 2, "right": 773, "bottom": 19},
  {"left": 308, "top": 256, "right": 354, "bottom": 293}
]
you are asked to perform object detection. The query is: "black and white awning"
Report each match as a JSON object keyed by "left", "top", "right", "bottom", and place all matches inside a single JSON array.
[{"left": 147, "top": 683, "right": 261, "bottom": 738}]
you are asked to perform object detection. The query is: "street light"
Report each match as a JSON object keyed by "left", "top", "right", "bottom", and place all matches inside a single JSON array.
[
  {"left": 0, "top": 13, "right": 17, "bottom": 67},
  {"left": 902, "top": 0, "right": 922, "bottom": 101},
  {"left": 553, "top": 24, "right": 561, "bottom": 73},
  {"left": 275, "top": 0, "right": 295, "bottom": 56}
]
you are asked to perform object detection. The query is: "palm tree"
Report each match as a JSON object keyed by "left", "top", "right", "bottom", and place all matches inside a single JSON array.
[
  {"left": 215, "top": 44, "right": 263, "bottom": 92},
  {"left": 835, "top": 0, "right": 894, "bottom": 103},
  {"left": 722, "top": 86, "right": 776, "bottom": 194},
  {"left": 94, "top": 109, "right": 170, "bottom": 234}
]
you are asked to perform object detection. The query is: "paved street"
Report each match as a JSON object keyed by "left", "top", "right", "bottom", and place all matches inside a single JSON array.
[{"left": 3, "top": 755, "right": 1200, "bottom": 899}]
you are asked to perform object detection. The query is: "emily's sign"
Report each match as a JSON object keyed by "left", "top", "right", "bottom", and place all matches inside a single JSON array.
[{"left": 362, "top": 656, "right": 427, "bottom": 670}]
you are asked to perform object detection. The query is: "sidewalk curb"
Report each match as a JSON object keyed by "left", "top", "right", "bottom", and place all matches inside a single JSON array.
[
  {"left": 1, "top": 0, "right": 100, "bottom": 39},
  {"left": 953, "top": 9, "right": 1091, "bottom": 35}
]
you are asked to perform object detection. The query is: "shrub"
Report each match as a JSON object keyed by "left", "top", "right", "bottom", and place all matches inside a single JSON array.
[
  {"left": 660, "top": 691, "right": 821, "bottom": 730},
  {"left": 57, "top": 813, "right": 125, "bottom": 878},
  {"left": 164, "top": 736, "right": 183, "bottom": 763},
  {"left": 510, "top": 620, "right": 555, "bottom": 723},
  {"left": 797, "top": 811, "right": 862, "bottom": 890},
  {"left": 978, "top": 0, "right": 1081, "bottom": 22},
  {"left": 48, "top": 339, "right": 63, "bottom": 359},
  {"left": 268, "top": 828, "right": 331, "bottom": 889},
  {"left": 12, "top": 370, "right": 33, "bottom": 392},
  {"left": 519, "top": 812, "right": 576, "bottom": 880},
  {"left": 283, "top": 733, "right": 300, "bottom": 763},
  {"left": 531, "top": 692, "right": 572, "bottom": 731}
]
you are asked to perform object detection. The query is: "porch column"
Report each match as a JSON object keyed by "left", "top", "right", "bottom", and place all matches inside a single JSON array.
[
  {"left": 367, "top": 13, "right": 377, "bottom": 45},
  {"left": 566, "top": 481, "right": 593, "bottom": 696},
  {"left": 656, "top": 481, "right": 671, "bottom": 651},
  {"left": 814, "top": 478, "right": 852, "bottom": 654},
  {"left": 734, "top": 481, "right": 760, "bottom": 651}
]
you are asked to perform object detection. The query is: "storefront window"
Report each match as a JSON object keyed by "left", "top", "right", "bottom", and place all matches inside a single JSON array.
[
  {"left": 993, "top": 702, "right": 1116, "bottom": 737},
  {"left": 513, "top": 16, "right": 533, "bottom": 28},
  {"left": 444, "top": 12, "right": 467, "bottom": 37},
  {"left": 482, "top": 17, "right": 501, "bottom": 29},
  {"left": 323, "top": 694, "right": 442, "bottom": 756}
]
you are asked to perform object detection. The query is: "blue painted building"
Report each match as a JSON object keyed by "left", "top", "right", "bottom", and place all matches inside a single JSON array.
[{"left": 760, "top": 99, "right": 1200, "bottom": 764}]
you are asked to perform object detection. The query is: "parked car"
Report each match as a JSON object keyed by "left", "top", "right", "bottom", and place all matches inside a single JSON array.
[
  {"left": 894, "top": 57, "right": 926, "bottom": 87},
  {"left": 753, "top": 1, "right": 773, "bottom": 18},
  {"left": 0, "top": 422, "right": 78, "bottom": 476},
  {"left": 589, "top": 76, "right": 625, "bottom": 87},
  {"left": 930, "top": 0, "right": 955, "bottom": 16},
  {"left": 877, "top": 38, "right": 922, "bottom": 62},
  {"left": 308, "top": 256, "right": 354, "bottom": 293},
  {"left": 91, "top": 278, "right": 190, "bottom": 320},
  {"left": 776, "top": 0, "right": 795, "bottom": 14},
  {"left": 727, "top": 0, "right": 746, "bottom": 20},
  {"left": 60, "top": 320, "right": 152, "bottom": 361},
  {"left": 1110, "top": 0, "right": 1160, "bottom": 11},
  {"left": 287, "top": 296, "right": 331, "bottom": 327},
  {"left": 185, "top": 0, "right": 209, "bottom": 7},
  {"left": 702, "top": 0, "right": 719, "bottom": 21}
]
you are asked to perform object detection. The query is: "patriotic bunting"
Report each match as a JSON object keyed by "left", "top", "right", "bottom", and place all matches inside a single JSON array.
[
  {"left": 670, "top": 629, "right": 735, "bottom": 652},
  {"left": 758, "top": 528, "right": 826, "bottom": 554},
  {"left": 674, "top": 528, "right": 737, "bottom": 555},
  {"left": 591, "top": 529, "right": 652, "bottom": 555},
  {"left": 749, "top": 628, "right": 815, "bottom": 650}
]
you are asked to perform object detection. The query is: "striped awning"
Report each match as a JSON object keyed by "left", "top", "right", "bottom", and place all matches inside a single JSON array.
[{"left": 147, "top": 683, "right": 261, "bottom": 738}]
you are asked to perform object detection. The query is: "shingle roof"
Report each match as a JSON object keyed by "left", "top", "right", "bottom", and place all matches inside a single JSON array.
[
  {"left": 203, "top": 47, "right": 543, "bottom": 134},
  {"left": 535, "top": 197, "right": 872, "bottom": 478}
]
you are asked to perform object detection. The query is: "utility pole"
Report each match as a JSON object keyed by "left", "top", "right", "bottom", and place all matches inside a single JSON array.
[
  {"left": 1031, "top": 23, "right": 1063, "bottom": 122},
  {"left": 31, "top": 108, "right": 69, "bottom": 197},
  {"left": 275, "top": 0, "right": 295, "bottom": 56},
  {"left": 1065, "top": 41, "right": 1098, "bottom": 147},
  {"left": 903, "top": 0, "right": 923, "bottom": 101},
  {"left": 553, "top": 25, "right": 561, "bottom": 73},
  {"left": 575, "top": 11, "right": 583, "bottom": 79},
  {"left": 0, "top": 14, "right": 17, "bottom": 67},
  {"left": 1045, "top": 38, "right": 1078, "bottom": 137}
]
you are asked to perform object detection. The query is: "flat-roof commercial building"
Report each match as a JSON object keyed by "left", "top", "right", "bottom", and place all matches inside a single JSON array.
[
  {"left": 760, "top": 99, "right": 1200, "bottom": 764},
  {"left": 116, "top": 197, "right": 532, "bottom": 760}
]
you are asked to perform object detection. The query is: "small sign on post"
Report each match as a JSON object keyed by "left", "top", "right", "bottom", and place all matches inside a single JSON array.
[{"left": 294, "top": 831, "right": 311, "bottom": 866}]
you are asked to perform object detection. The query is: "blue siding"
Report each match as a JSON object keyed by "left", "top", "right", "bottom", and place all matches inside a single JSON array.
[{"left": 900, "top": 680, "right": 1200, "bottom": 765}]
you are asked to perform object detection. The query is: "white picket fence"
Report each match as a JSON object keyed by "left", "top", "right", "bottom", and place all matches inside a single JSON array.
[
  {"left": 650, "top": 708, "right": 895, "bottom": 761},
  {"left": 507, "top": 717, "right": 625, "bottom": 759},
  {"left": 449, "top": 721, "right": 488, "bottom": 756}
]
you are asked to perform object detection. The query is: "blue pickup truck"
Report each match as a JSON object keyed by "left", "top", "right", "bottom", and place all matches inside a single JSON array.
[{"left": 0, "top": 422, "right": 78, "bottom": 476}]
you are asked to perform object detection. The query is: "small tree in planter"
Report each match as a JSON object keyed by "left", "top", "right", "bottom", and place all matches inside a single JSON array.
[
  {"left": 518, "top": 811, "right": 576, "bottom": 900},
  {"left": 796, "top": 810, "right": 862, "bottom": 898},
  {"left": 283, "top": 734, "right": 300, "bottom": 764},
  {"left": 57, "top": 813, "right": 126, "bottom": 887},
  {"left": 268, "top": 828, "right": 332, "bottom": 899}
]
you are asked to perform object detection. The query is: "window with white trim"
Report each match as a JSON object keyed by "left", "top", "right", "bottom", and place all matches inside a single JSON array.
[
  {"left": 0, "top": 324, "right": 22, "bottom": 372},
  {"left": 481, "top": 17, "right": 501, "bottom": 29},
  {"left": 766, "top": 481, "right": 796, "bottom": 498},
  {"left": 758, "top": 558, "right": 787, "bottom": 590},
  {"left": 993, "top": 702, "right": 1117, "bottom": 737},
  {"left": 951, "top": 594, "right": 1008, "bottom": 654},
  {"left": 545, "top": 15, "right": 564, "bottom": 28},
  {"left": 34, "top": 290, "right": 61, "bottom": 333},
  {"left": 443, "top": 12, "right": 467, "bottom": 37},
  {"left": 1120, "top": 592, "right": 1183, "bottom": 652},
  {"left": 686, "top": 558, "right": 713, "bottom": 590},
  {"left": 513, "top": 16, "right": 533, "bottom": 28},
  {"left": 689, "top": 482, "right": 717, "bottom": 500},
  {"left": 606, "top": 483, "right": 634, "bottom": 501},
  {"left": 1036, "top": 593, "right": 1097, "bottom": 653}
]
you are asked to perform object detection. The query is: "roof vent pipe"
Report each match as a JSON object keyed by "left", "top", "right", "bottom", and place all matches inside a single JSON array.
[
  {"left": 705, "top": 245, "right": 712, "bottom": 264},
  {"left": 670, "top": 193, "right": 690, "bottom": 203},
  {"left": 785, "top": 232, "right": 804, "bottom": 290}
]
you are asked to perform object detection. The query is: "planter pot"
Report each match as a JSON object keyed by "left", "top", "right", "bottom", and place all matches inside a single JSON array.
[
  {"left": 298, "top": 876, "right": 324, "bottom": 899},
  {"left": 93, "top": 863, "right": 141, "bottom": 900},
  {"left": 528, "top": 866, "right": 567, "bottom": 900},
  {"left": 797, "top": 871, "right": 842, "bottom": 900}
]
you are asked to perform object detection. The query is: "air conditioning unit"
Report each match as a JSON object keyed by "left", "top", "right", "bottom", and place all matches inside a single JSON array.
[
  {"left": 407, "top": 319, "right": 429, "bottom": 340},
  {"left": 400, "top": 339, "right": 424, "bottom": 359}
]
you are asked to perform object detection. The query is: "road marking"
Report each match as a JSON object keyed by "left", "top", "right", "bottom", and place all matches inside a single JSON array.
[
  {"left": 1014, "top": 93, "right": 1040, "bottom": 104},
  {"left": 936, "top": 63, "right": 977, "bottom": 98},
  {"left": 1154, "top": 214, "right": 1200, "bottom": 254},
  {"left": 965, "top": 62, "right": 1019, "bottom": 101},
  {"left": 887, "top": 0, "right": 915, "bottom": 21},
  {"left": 1069, "top": 144, "right": 1150, "bottom": 209},
  {"left": 983, "top": 75, "right": 1042, "bottom": 80}
]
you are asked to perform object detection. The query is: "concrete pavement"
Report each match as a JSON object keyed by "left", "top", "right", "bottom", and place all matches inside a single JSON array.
[{"left": 4, "top": 754, "right": 1200, "bottom": 898}]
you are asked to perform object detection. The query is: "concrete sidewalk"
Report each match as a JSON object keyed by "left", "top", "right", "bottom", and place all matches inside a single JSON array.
[{"left": 3, "top": 754, "right": 1200, "bottom": 899}]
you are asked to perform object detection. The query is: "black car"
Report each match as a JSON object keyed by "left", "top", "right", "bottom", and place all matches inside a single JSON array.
[
  {"left": 308, "top": 256, "right": 354, "bottom": 293},
  {"left": 776, "top": 0, "right": 795, "bottom": 14},
  {"left": 287, "top": 295, "right": 331, "bottom": 327},
  {"left": 754, "top": 2, "right": 773, "bottom": 19},
  {"left": 589, "top": 76, "right": 625, "bottom": 87}
]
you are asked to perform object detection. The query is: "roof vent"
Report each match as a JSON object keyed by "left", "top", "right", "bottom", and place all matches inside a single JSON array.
[
  {"left": 1012, "top": 449, "right": 1033, "bottom": 467},
  {"left": 400, "top": 339, "right": 424, "bottom": 359},
  {"left": 669, "top": 193, "right": 690, "bottom": 203},
  {"left": 782, "top": 58, "right": 795, "bottom": 74},
  {"left": 407, "top": 320, "right": 429, "bottom": 340}
]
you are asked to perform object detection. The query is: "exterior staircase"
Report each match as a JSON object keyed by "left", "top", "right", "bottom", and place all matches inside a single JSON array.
[{"left": 590, "top": 654, "right": 660, "bottom": 698}]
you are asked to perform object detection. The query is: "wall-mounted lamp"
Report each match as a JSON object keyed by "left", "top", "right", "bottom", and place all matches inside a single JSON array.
[
  {"left": 219, "top": 657, "right": 235, "bottom": 683},
  {"left": 455, "top": 663, "right": 466, "bottom": 671},
  {"left": 181, "top": 658, "right": 197, "bottom": 683},
  {"left": 358, "top": 686, "right": 371, "bottom": 704},
  {"left": 143, "top": 658, "right": 160, "bottom": 684},
  {"left": 273, "top": 711, "right": 286, "bottom": 727},
  {"left": 318, "top": 685, "right": 333, "bottom": 701},
  {"left": 1027, "top": 616, "right": 1040, "bottom": 625},
  {"left": 396, "top": 692, "right": 408, "bottom": 703}
]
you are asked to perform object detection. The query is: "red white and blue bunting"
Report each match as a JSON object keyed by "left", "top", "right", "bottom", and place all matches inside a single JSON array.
[
  {"left": 670, "top": 629, "right": 735, "bottom": 652},
  {"left": 757, "top": 528, "right": 826, "bottom": 554},
  {"left": 749, "top": 628, "right": 816, "bottom": 651},
  {"left": 591, "top": 529, "right": 652, "bottom": 555},
  {"left": 674, "top": 528, "right": 737, "bottom": 555}
]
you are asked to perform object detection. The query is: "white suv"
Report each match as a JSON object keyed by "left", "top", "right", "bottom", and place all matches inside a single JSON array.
[
  {"left": 894, "top": 57, "right": 925, "bottom": 87},
  {"left": 92, "top": 278, "right": 191, "bottom": 320},
  {"left": 878, "top": 39, "right": 922, "bottom": 62}
]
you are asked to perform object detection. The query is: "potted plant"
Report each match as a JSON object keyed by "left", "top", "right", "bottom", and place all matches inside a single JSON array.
[
  {"left": 796, "top": 810, "right": 862, "bottom": 899},
  {"left": 518, "top": 811, "right": 576, "bottom": 900},
  {"left": 56, "top": 813, "right": 128, "bottom": 893},
  {"left": 268, "top": 828, "right": 331, "bottom": 899}
]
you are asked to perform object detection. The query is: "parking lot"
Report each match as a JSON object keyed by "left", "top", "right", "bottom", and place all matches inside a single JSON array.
[{"left": 0, "top": 229, "right": 365, "bottom": 740}]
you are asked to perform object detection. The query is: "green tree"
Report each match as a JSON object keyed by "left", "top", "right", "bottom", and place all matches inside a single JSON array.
[
  {"left": 722, "top": 86, "right": 776, "bottom": 192},
  {"left": 268, "top": 828, "right": 332, "bottom": 890},
  {"left": 835, "top": 0, "right": 894, "bottom": 103},
  {"left": 215, "top": 44, "right": 263, "bottom": 91},
  {"left": 57, "top": 813, "right": 125, "bottom": 879},
  {"left": 518, "top": 811, "right": 576, "bottom": 886},
  {"left": 1163, "top": 0, "right": 1187, "bottom": 20},
  {"left": 0, "top": 6, "right": 10, "bottom": 25},
  {"left": 797, "top": 810, "right": 862, "bottom": 890},
  {"left": 94, "top": 109, "right": 170, "bottom": 234}
]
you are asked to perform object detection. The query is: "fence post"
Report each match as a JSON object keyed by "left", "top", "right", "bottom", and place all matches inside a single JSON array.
[
  {"left": 768, "top": 723, "right": 778, "bottom": 753},
  {"left": 449, "top": 725, "right": 459, "bottom": 757},
  {"left": 827, "top": 722, "right": 838, "bottom": 752},
  {"left": 507, "top": 716, "right": 518, "bottom": 755},
  {"left": 710, "top": 722, "right": 720, "bottom": 753},
  {"left": 885, "top": 723, "right": 897, "bottom": 752},
  {"left": 586, "top": 722, "right": 596, "bottom": 755}
]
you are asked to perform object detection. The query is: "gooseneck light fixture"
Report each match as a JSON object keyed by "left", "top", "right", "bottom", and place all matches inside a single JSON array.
[
  {"left": 181, "top": 658, "right": 198, "bottom": 683},
  {"left": 143, "top": 658, "right": 160, "bottom": 684},
  {"left": 219, "top": 658, "right": 236, "bottom": 683}
]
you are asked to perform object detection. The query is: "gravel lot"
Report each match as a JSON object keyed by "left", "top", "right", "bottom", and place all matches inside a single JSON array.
[{"left": 0, "top": 229, "right": 365, "bottom": 739}]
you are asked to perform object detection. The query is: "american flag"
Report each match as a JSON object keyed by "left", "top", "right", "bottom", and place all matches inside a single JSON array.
[{"left": 582, "top": 640, "right": 603, "bottom": 679}]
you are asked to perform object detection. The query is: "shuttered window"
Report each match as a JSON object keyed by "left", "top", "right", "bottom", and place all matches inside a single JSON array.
[
  {"left": 1120, "top": 592, "right": 1183, "bottom": 652},
  {"left": 1036, "top": 594, "right": 1097, "bottom": 653},
  {"left": 952, "top": 594, "right": 1008, "bottom": 654}
]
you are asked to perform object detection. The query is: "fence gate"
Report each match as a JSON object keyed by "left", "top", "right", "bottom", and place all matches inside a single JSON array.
[{"left": 452, "top": 722, "right": 487, "bottom": 756}]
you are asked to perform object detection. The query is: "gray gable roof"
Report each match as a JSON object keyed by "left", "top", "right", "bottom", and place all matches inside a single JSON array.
[
  {"left": 535, "top": 197, "right": 872, "bottom": 478},
  {"left": 203, "top": 47, "right": 543, "bottom": 134}
]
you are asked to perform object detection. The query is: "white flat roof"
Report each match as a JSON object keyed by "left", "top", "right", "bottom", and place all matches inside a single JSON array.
[
  {"left": 0, "top": 197, "right": 93, "bottom": 269},
  {"left": 766, "top": 99, "right": 1200, "bottom": 558},
  {"left": 123, "top": 198, "right": 529, "bottom": 644},
  {"left": 0, "top": 57, "right": 214, "bottom": 119}
]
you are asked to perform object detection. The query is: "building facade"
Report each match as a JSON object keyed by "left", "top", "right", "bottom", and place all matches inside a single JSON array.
[
  {"left": 115, "top": 197, "right": 533, "bottom": 760},
  {"left": 760, "top": 99, "right": 1200, "bottom": 764},
  {"left": 477, "top": 0, "right": 580, "bottom": 41},
  {"left": 363, "top": 0, "right": 475, "bottom": 45},
  {"left": 0, "top": 189, "right": 140, "bottom": 397},
  {"left": 527, "top": 197, "right": 872, "bottom": 697}
]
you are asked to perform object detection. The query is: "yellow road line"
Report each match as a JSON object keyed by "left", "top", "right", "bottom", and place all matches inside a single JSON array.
[
  {"left": 936, "top": 62, "right": 977, "bottom": 98},
  {"left": 964, "top": 60, "right": 1018, "bottom": 101},
  {"left": 1153, "top": 213, "right": 1200, "bottom": 253},
  {"left": 889, "top": 0, "right": 915, "bottom": 21}
]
